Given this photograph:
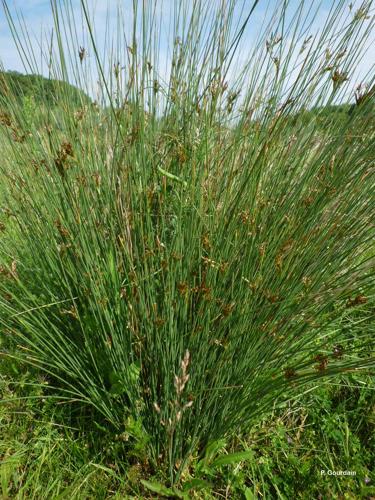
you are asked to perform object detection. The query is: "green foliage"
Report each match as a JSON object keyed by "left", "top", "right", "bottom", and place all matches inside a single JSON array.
[
  {"left": 0, "top": 0, "right": 374, "bottom": 490},
  {"left": 0, "top": 70, "right": 91, "bottom": 107},
  {"left": 288, "top": 102, "right": 375, "bottom": 134},
  {"left": 1, "top": 371, "right": 373, "bottom": 498},
  {"left": 140, "top": 479, "right": 187, "bottom": 498}
]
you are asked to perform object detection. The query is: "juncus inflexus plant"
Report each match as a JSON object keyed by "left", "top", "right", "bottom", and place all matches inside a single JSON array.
[{"left": 0, "top": 0, "right": 374, "bottom": 483}]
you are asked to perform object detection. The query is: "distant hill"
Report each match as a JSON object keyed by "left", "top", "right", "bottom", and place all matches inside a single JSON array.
[
  {"left": 0, "top": 71, "right": 91, "bottom": 107},
  {"left": 292, "top": 103, "right": 353, "bottom": 125},
  {"left": 290, "top": 100, "right": 374, "bottom": 130}
]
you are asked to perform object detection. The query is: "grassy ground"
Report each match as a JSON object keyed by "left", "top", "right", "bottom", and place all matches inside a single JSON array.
[{"left": 1, "top": 364, "right": 374, "bottom": 499}]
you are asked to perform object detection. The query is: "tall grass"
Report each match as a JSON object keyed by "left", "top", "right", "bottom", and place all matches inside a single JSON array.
[{"left": 0, "top": 0, "right": 374, "bottom": 482}]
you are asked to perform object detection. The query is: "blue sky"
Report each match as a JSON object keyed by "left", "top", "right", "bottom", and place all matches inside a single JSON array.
[{"left": 0, "top": 0, "right": 373, "bottom": 100}]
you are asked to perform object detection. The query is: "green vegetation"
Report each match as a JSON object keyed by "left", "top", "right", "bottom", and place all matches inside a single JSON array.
[
  {"left": 289, "top": 101, "right": 375, "bottom": 131},
  {"left": 1, "top": 370, "right": 374, "bottom": 498},
  {"left": 0, "top": 70, "right": 91, "bottom": 106},
  {"left": 0, "top": 0, "right": 374, "bottom": 497}
]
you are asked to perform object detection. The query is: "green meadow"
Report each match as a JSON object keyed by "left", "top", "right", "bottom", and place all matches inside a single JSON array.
[{"left": 0, "top": 1, "right": 374, "bottom": 498}]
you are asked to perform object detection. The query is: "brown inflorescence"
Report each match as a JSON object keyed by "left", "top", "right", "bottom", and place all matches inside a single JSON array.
[
  {"left": 55, "top": 142, "right": 74, "bottom": 177},
  {"left": 314, "top": 354, "right": 329, "bottom": 372},
  {"left": 346, "top": 295, "right": 367, "bottom": 307},
  {"left": 284, "top": 367, "right": 297, "bottom": 379}
]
